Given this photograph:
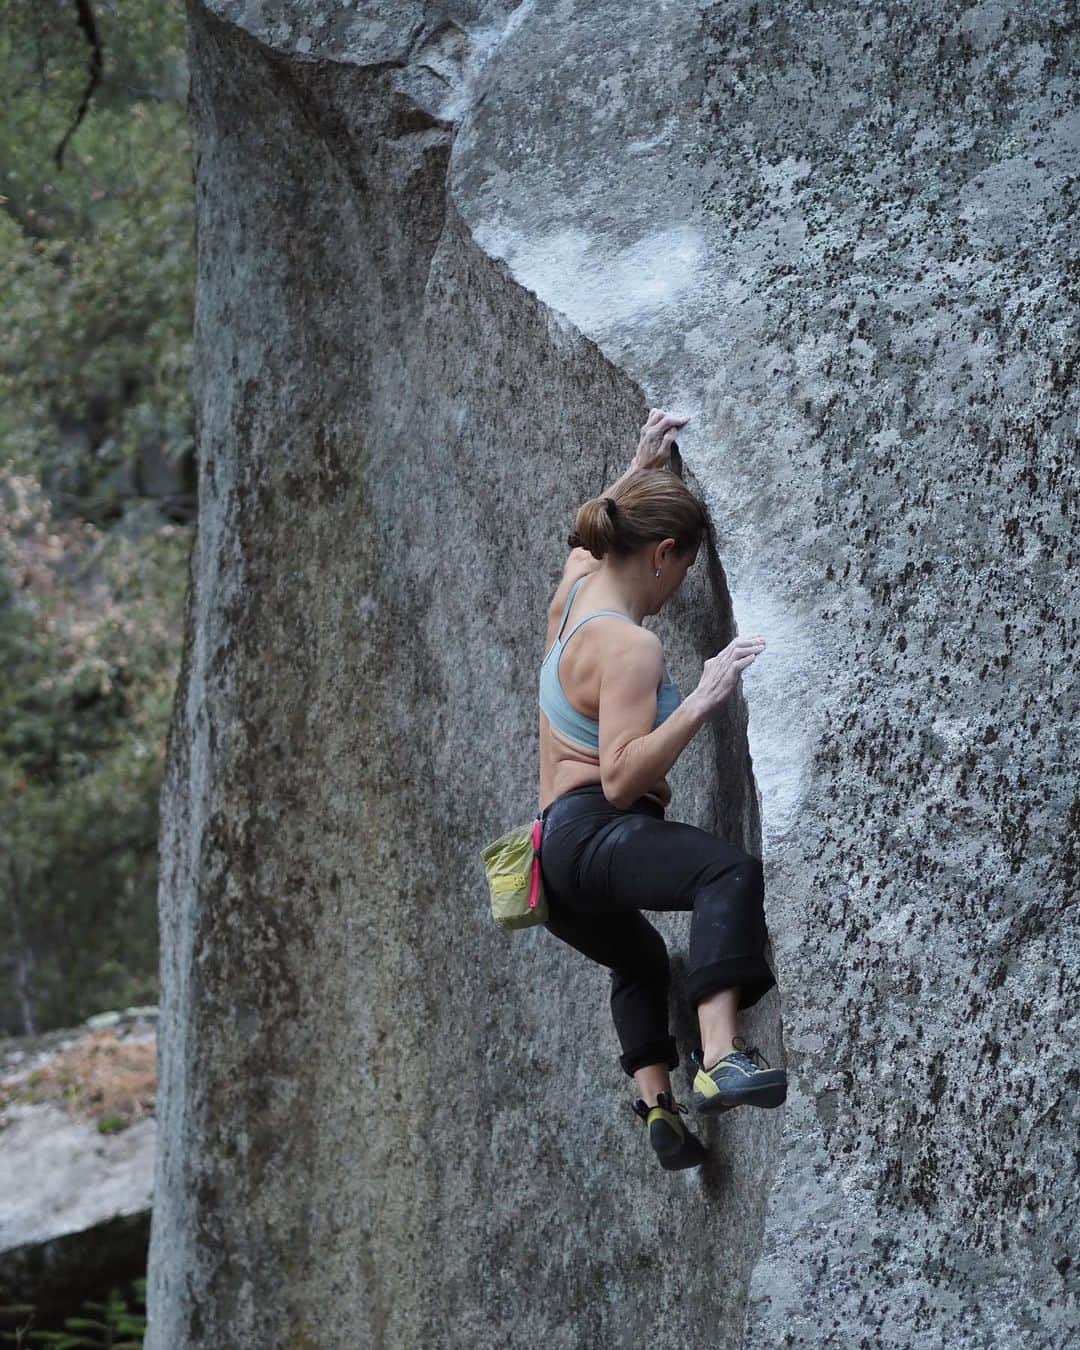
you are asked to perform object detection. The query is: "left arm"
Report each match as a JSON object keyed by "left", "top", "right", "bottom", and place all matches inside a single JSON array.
[{"left": 603, "top": 407, "right": 688, "bottom": 495}]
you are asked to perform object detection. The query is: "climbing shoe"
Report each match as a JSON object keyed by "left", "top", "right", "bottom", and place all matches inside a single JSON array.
[
  {"left": 631, "top": 1090, "right": 708, "bottom": 1171},
  {"left": 689, "top": 1036, "right": 788, "bottom": 1114}
]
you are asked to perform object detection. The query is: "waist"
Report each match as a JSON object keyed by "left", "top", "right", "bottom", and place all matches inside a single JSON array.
[{"left": 540, "top": 783, "right": 665, "bottom": 824}]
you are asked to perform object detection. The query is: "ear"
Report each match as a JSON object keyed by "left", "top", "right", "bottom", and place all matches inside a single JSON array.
[{"left": 654, "top": 537, "right": 678, "bottom": 567}]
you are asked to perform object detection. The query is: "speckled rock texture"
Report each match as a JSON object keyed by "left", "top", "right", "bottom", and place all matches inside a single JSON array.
[{"left": 149, "top": 2, "right": 1078, "bottom": 1347}]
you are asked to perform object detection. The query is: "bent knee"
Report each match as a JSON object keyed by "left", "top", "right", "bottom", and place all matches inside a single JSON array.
[{"left": 709, "top": 849, "right": 762, "bottom": 890}]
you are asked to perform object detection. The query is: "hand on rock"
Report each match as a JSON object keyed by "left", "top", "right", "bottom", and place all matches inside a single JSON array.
[{"left": 635, "top": 408, "right": 689, "bottom": 471}]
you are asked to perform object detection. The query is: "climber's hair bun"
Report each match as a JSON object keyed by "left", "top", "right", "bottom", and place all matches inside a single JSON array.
[
  {"left": 566, "top": 496, "right": 617, "bottom": 557},
  {"left": 566, "top": 469, "right": 708, "bottom": 561}
]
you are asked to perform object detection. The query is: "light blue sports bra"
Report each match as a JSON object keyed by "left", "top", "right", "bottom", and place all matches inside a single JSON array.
[{"left": 538, "top": 573, "right": 682, "bottom": 753}]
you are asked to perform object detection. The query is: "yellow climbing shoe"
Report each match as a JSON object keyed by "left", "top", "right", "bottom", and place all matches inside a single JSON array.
[
  {"left": 631, "top": 1090, "right": 708, "bottom": 1170},
  {"left": 689, "top": 1036, "right": 788, "bottom": 1114}
]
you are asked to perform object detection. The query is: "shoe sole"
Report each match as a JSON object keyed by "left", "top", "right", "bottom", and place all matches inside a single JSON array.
[{"left": 692, "top": 1073, "right": 788, "bottom": 1114}]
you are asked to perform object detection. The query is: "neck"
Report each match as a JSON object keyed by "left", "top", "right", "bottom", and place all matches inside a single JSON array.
[{"left": 592, "top": 559, "right": 658, "bottom": 623}]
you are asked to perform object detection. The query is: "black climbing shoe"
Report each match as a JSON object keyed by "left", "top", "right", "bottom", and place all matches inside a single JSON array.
[
  {"left": 631, "top": 1090, "right": 708, "bottom": 1171},
  {"left": 689, "top": 1036, "right": 788, "bottom": 1114}
]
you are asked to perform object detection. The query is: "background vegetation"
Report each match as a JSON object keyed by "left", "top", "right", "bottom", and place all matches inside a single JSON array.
[{"left": 0, "top": 0, "right": 194, "bottom": 1037}]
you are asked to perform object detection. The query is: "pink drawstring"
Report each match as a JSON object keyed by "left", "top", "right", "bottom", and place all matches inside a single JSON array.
[{"left": 528, "top": 818, "right": 542, "bottom": 909}]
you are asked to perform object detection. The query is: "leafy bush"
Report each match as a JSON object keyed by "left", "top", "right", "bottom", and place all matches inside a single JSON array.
[
  {"left": 0, "top": 2, "right": 194, "bottom": 1034},
  {"left": 0, "top": 0, "right": 194, "bottom": 522},
  {"left": 0, "top": 1276, "right": 147, "bottom": 1348}
]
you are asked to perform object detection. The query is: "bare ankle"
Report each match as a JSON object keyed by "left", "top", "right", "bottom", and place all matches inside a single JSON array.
[
  {"left": 701, "top": 1041, "right": 735, "bottom": 1069},
  {"left": 632, "top": 1063, "right": 672, "bottom": 1108}
]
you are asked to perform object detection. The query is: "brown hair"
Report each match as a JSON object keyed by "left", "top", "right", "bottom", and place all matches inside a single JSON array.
[{"left": 567, "top": 469, "right": 709, "bottom": 561}]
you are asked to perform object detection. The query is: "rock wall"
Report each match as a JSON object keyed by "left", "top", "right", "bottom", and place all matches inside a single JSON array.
[{"left": 149, "top": 2, "right": 1078, "bottom": 1346}]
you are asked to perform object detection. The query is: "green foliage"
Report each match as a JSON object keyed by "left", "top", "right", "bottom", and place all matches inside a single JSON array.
[
  {"left": 0, "top": 1, "right": 194, "bottom": 1034},
  {"left": 0, "top": 0, "right": 194, "bottom": 519},
  {"left": 0, "top": 475, "right": 190, "bottom": 1032},
  {"left": 0, "top": 1277, "right": 147, "bottom": 1348}
]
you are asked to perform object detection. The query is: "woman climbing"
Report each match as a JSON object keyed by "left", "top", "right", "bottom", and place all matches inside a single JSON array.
[{"left": 537, "top": 408, "right": 786, "bottom": 1172}]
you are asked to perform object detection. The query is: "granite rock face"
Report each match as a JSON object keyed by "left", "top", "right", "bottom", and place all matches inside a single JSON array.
[{"left": 149, "top": 2, "right": 1078, "bottom": 1346}]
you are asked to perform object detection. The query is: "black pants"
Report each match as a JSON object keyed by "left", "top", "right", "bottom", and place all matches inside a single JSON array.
[{"left": 538, "top": 784, "right": 776, "bottom": 1078}]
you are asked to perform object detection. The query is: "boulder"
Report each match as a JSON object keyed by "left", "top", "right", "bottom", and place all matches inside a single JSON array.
[
  {"left": 149, "top": 3, "right": 1077, "bottom": 1345},
  {"left": 0, "top": 1012, "right": 156, "bottom": 1324}
]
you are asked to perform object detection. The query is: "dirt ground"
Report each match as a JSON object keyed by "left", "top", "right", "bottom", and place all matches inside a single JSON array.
[{"left": 0, "top": 1018, "right": 156, "bottom": 1133}]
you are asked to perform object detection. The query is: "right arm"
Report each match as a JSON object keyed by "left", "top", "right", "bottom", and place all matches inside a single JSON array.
[
  {"left": 597, "top": 628, "right": 766, "bottom": 809},
  {"left": 597, "top": 629, "right": 707, "bottom": 810}
]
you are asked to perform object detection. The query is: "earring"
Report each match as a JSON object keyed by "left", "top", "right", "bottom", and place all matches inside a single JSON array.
[{"left": 654, "top": 569, "right": 661, "bottom": 578}]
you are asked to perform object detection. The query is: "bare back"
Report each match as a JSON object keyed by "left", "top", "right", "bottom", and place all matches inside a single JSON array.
[{"left": 538, "top": 570, "right": 672, "bottom": 814}]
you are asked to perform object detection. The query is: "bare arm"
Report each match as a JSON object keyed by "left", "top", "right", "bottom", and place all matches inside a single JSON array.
[
  {"left": 599, "top": 408, "right": 689, "bottom": 500},
  {"left": 597, "top": 629, "right": 710, "bottom": 809},
  {"left": 559, "top": 546, "right": 602, "bottom": 585},
  {"left": 597, "top": 626, "right": 768, "bottom": 809}
]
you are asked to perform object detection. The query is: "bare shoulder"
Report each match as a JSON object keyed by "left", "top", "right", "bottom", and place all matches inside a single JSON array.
[
  {"left": 547, "top": 548, "right": 602, "bottom": 612},
  {"left": 597, "top": 622, "right": 664, "bottom": 712},
  {"left": 603, "top": 620, "right": 663, "bottom": 663}
]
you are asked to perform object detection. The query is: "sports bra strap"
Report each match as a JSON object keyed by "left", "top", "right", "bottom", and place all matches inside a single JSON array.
[
  {"left": 554, "top": 574, "right": 586, "bottom": 640},
  {"left": 563, "top": 610, "right": 635, "bottom": 642},
  {"left": 555, "top": 572, "right": 635, "bottom": 643}
]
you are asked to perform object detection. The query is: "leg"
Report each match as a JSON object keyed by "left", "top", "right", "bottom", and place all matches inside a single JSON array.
[
  {"left": 591, "top": 815, "right": 776, "bottom": 1028},
  {"left": 683, "top": 851, "right": 770, "bottom": 1019},
  {"left": 541, "top": 796, "right": 776, "bottom": 1089},
  {"left": 697, "top": 987, "right": 740, "bottom": 1067},
  {"left": 632, "top": 1062, "right": 672, "bottom": 1107},
  {"left": 543, "top": 897, "right": 678, "bottom": 1089}
]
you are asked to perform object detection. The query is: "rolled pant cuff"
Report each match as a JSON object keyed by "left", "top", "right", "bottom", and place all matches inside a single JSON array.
[
  {"left": 619, "top": 1035, "right": 680, "bottom": 1078},
  {"left": 687, "top": 957, "right": 777, "bottom": 1013}
]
